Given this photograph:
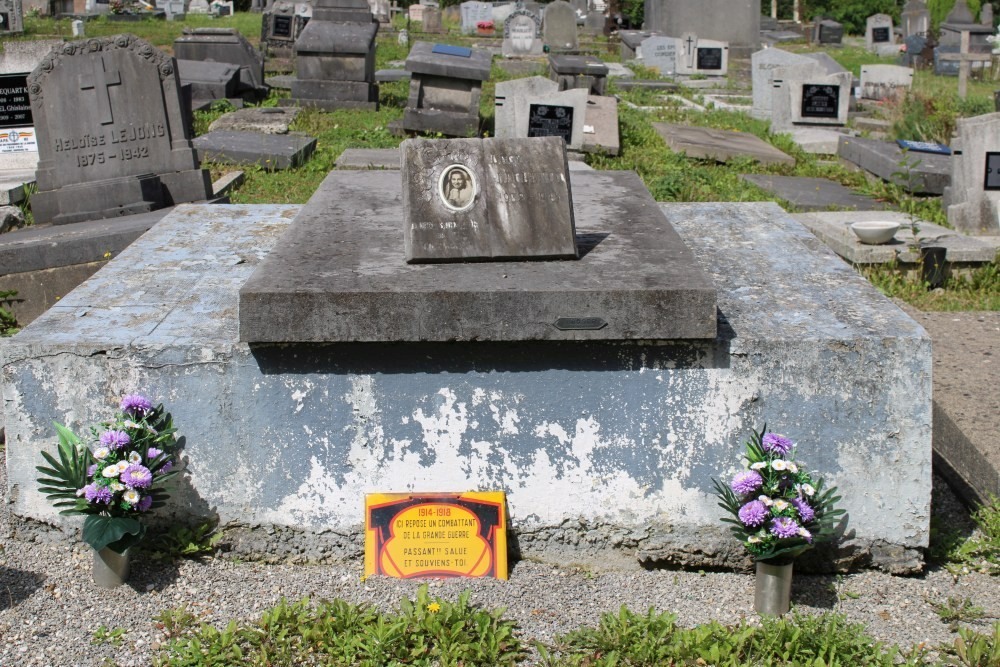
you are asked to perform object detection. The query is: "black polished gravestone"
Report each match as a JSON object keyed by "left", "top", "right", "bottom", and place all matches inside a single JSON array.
[
  {"left": 984, "top": 152, "right": 1000, "bottom": 190},
  {"left": 696, "top": 47, "right": 723, "bottom": 71},
  {"left": 27, "top": 35, "right": 212, "bottom": 225},
  {"left": 872, "top": 26, "right": 891, "bottom": 43},
  {"left": 0, "top": 74, "right": 31, "bottom": 128},
  {"left": 800, "top": 84, "right": 840, "bottom": 120},
  {"left": 527, "top": 103, "right": 574, "bottom": 143},
  {"left": 401, "top": 136, "right": 577, "bottom": 263}
]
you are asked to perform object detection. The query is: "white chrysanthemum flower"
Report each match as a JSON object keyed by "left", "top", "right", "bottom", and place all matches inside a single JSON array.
[
  {"left": 773, "top": 499, "right": 789, "bottom": 511},
  {"left": 123, "top": 420, "right": 139, "bottom": 430},
  {"left": 111, "top": 482, "right": 124, "bottom": 492},
  {"left": 117, "top": 460, "right": 129, "bottom": 473},
  {"left": 94, "top": 447, "right": 110, "bottom": 460},
  {"left": 128, "top": 451, "right": 142, "bottom": 464},
  {"left": 801, "top": 483, "right": 816, "bottom": 496},
  {"left": 102, "top": 465, "right": 120, "bottom": 478},
  {"left": 758, "top": 495, "right": 773, "bottom": 506},
  {"left": 123, "top": 489, "right": 141, "bottom": 505},
  {"left": 798, "top": 527, "right": 812, "bottom": 539},
  {"left": 747, "top": 536, "right": 761, "bottom": 544},
  {"left": 771, "top": 460, "right": 787, "bottom": 471},
  {"left": 750, "top": 462, "right": 767, "bottom": 470},
  {"left": 787, "top": 463, "right": 799, "bottom": 473}
]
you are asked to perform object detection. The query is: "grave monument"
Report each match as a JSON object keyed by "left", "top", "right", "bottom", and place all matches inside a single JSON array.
[
  {"left": 397, "top": 41, "right": 491, "bottom": 137},
  {"left": 0, "top": 40, "right": 55, "bottom": 198},
  {"left": 542, "top": 0, "right": 578, "bottom": 51},
  {"left": 502, "top": 7, "right": 543, "bottom": 58},
  {"left": 865, "top": 13, "right": 897, "bottom": 55},
  {"left": 859, "top": 65, "right": 913, "bottom": 101},
  {"left": 285, "top": 0, "right": 379, "bottom": 110},
  {"left": 901, "top": 0, "right": 930, "bottom": 38},
  {"left": 812, "top": 18, "right": 843, "bottom": 45},
  {"left": 0, "top": 0, "right": 24, "bottom": 35},
  {"left": 27, "top": 35, "right": 213, "bottom": 225},
  {"left": 459, "top": 0, "right": 491, "bottom": 34},
  {"left": 943, "top": 112, "right": 1000, "bottom": 235},
  {"left": 644, "top": 0, "right": 759, "bottom": 58},
  {"left": 173, "top": 28, "right": 269, "bottom": 103},
  {"left": 494, "top": 75, "right": 587, "bottom": 150},
  {"left": 674, "top": 32, "right": 729, "bottom": 76},
  {"left": 640, "top": 35, "right": 679, "bottom": 76}
]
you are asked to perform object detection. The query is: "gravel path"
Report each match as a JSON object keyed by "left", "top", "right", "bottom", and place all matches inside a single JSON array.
[{"left": 2, "top": 443, "right": 998, "bottom": 666}]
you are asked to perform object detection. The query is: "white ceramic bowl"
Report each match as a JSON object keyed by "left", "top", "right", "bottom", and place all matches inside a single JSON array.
[{"left": 850, "top": 221, "right": 900, "bottom": 245}]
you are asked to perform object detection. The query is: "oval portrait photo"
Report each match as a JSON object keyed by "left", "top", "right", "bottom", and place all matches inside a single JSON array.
[{"left": 439, "top": 165, "right": 477, "bottom": 211}]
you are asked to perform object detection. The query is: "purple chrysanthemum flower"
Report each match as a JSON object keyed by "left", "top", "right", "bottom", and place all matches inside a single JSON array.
[
  {"left": 137, "top": 495, "right": 153, "bottom": 512},
  {"left": 792, "top": 497, "right": 816, "bottom": 523},
  {"left": 146, "top": 447, "right": 162, "bottom": 460},
  {"left": 120, "top": 394, "right": 153, "bottom": 417},
  {"left": 730, "top": 470, "right": 764, "bottom": 495},
  {"left": 83, "top": 483, "right": 113, "bottom": 504},
  {"left": 87, "top": 464, "right": 98, "bottom": 477},
  {"left": 770, "top": 516, "right": 800, "bottom": 539},
  {"left": 121, "top": 464, "right": 153, "bottom": 489},
  {"left": 99, "top": 429, "right": 131, "bottom": 451},
  {"left": 738, "top": 500, "right": 769, "bottom": 527},
  {"left": 157, "top": 460, "right": 173, "bottom": 475},
  {"left": 762, "top": 433, "right": 794, "bottom": 456}
]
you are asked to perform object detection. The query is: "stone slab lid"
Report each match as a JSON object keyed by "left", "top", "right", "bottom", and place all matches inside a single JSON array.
[
  {"left": 654, "top": 123, "right": 795, "bottom": 167},
  {"left": 238, "top": 169, "right": 718, "bottom": 342},
  {"left": 549, "top": 54, "right": 609, "bottom": 76},
  {"left": 405, "top": 41, "right": 492, "bottom": 80},
  {"left": 296, "top": 20, "right": 378, "bottom": 53}
]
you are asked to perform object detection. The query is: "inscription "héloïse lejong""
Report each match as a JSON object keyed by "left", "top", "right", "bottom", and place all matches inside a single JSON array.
[{"left": 52, "top": 122, "right": 167, "bottom": 154}]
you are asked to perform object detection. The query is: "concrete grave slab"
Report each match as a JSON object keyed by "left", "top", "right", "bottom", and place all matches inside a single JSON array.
[
  {"left": 918, "top": 310, "right": 1000, "bottom": 507},
  {"left": 0, "top": 168, "right": 33, "bottom": 205},
  {"left": 208, "top": 106, "right": 301, "bottom": 134},
  {"left": 604, "top": 62, "right": 634, "bottom": 79},
  {"left": 3, "top": 198, "right": 931, "bottom": 573},
  {"left": 655, "top": 123, "right": 794, "bottom": 167},
  {"left": 239, "top": 169, "right": 717, "bottom": 342},
  {"left": 176, "top": 59, "right": 241, "bottom": 101},
  {"left": 581, "top": 95, "right": 619, "bottom": 157},
  {"left": 859, "top": 64, "right": 913, "bottom": 101},
  {"left": 791, "top": 210, "right": 1000, "bottom": 266},
  {"left": 334, "top": 147, "right": 596, "bottom": 171},
  {"left": 194, "top": 131, "right": 317, "bottom": 169},
  {"left": 172, "top": 28, "right": 268, "bottom": 102},
  {"left": 838, "top": 135, "right": 950, "bottom": 195},
  {"left": 785, "top": 127, "right": 849, "bottom": 155},
  {"left": 742, "top": 174, "right": 890, "bottom": 211}
]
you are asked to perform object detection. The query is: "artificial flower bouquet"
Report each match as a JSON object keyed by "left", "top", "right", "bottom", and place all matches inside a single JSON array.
[
  {"left": 712, "top": 426, "right": 843, "bottom": 563},
  {"left": 36, "top": 395, "right": 180, "bottom": 554}
]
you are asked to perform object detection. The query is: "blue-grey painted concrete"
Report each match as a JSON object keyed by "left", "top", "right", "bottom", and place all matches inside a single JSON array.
[{"left": 0, "top": 200, "right": 932, "bottom": 572}]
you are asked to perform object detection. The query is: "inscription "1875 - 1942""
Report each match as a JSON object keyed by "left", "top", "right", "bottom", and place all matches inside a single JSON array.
[{"left": 52, "top": 122, "right": 165, "bottom": 166}]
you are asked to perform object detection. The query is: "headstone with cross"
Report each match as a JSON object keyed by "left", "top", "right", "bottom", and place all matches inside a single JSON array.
[
  {"left": 27, "top": 35, "right": 212, "bottom": 225},
  {"left": 936, "top": 29, "right": 992, "bottom": 98},
  {"left": 673, "top": 32, "right": 729, "bottom": 76}
]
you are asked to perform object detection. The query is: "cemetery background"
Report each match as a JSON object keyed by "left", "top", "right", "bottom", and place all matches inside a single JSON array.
[{"left": 0, "top": 4, "right": 999, "bottom": 665}]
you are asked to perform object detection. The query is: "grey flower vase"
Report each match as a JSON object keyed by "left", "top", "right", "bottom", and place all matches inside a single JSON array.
[
  {"left": 93, "top": 547, "right": 131, "bottom": 588},
  {"left": 754, "top": 559, "right": 792, "bottom": 616}
]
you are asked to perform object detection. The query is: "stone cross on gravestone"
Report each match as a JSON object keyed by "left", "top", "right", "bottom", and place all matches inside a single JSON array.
[
  {"left": 682, "top": 32, "right": 697, "bottom": 69},
  {"left": 79, "top": 56, "right": 121, "bottom": 125},
  {"left": 937, "top": 29, "right": 992, "bottom": 98}
]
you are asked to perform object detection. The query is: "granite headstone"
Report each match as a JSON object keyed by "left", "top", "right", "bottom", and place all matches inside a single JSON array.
[
  {"left": 27, "top": 35, "right": 212, "bottom": 225},
  {"left": 943, "top": 112, "right": 1000, "bottom": 234},
  {"left": 865, "top": 13, "right": 896, "bottom": 53},
  {"left": 173, "top": 28, "right": 268, "bottom": 102},
  {"left": 400, "top": 41, "right": 491, "bottom": 137},
  {"left": 859, "top": 64, "right": 913, "bottom": 101},
  {"left": 542, "top": 0, "right": 578, "bottom": 51}
]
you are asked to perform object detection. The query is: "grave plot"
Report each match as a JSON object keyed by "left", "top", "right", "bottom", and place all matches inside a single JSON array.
[
  {"left": 741, "top": 175, "right": 890, "bottom": 212},
  {"left": 655, "top": 123, "right": 794, "bottom": 167},
  {"left": 838, "top": 136, "right": 951, "bottom": 196}
]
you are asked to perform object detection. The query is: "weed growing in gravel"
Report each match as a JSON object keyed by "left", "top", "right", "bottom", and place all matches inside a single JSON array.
[
  {"left": 932, "top": 596, "right": 986, "bottom": 627},
  {"left": 930, "top": 495, "right": 1000, "bottom": 576},
  {"left": 537, "top": 608, "right": 924, "bottom": 666},
  {"left": 154, "top": 585, "right": 523, "bottom": 667},
  {"left": 141, "top": 520, "right": 222, "bottom": 561},
  {"left": 942, "top": 622, "right": 1000, "bottom": 667},
  {"left": 92, "top": 625, "right": 127, "bottom": 647}
]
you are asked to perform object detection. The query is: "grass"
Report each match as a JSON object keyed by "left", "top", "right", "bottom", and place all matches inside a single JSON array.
[
  {"left": 930, "top": 495, "right": 1000, "bottom": 576},
  {"left": 148, "top": 590, "right": 1000, "bottom": 667}
]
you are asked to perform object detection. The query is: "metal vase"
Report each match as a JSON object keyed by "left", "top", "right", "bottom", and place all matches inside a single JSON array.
[
  {"left": 93, "top": 547, "right": 131, "bottom": 588},
  {"left": 754, "top": 560, "right": 793, "bottom": 616}
]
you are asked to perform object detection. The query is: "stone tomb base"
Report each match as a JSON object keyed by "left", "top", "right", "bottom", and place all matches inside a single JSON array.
[{"left": 2, "top": 192, "right": 931, "bottom": 573}]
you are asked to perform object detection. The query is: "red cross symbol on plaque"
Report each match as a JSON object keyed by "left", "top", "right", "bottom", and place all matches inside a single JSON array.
[{"left": 79, "top": 56, "right": 122, "bottom": 125}]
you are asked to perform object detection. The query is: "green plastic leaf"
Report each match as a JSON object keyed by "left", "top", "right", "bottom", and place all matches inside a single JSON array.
[{"left": 83, "top": 514, "right": 144, "bottom": 552}]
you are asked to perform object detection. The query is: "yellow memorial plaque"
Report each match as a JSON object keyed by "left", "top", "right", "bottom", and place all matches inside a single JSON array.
[{"left": 364, "top": 491, "right": 507, "bottom": 579}]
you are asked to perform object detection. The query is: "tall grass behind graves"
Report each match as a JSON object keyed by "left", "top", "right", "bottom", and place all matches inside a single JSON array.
[{"left": 16, "top": 13, "right": 264, "bottom": 50}]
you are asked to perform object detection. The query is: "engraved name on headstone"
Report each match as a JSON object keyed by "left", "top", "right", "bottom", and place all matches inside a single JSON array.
[
  {"left": 800, "top": 84, "right": 839, "bottom": 119},
  {"left": 401, "top": 136, "right": 577, "bottom": 263},
  {"left": 527, "top": 103, "right": 573, "bottom": 143},
  {"left": 696, "top": 47, "right": 722, "bottom": 70},
  {"left": 984, "top": 152, "right": 1000, "bottom": 190}
]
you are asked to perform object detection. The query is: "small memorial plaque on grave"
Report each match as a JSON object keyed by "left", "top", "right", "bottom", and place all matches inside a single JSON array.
[
  {"left": 527, "top": 103, "right": 574, "bottom": 144},
  {"left": 800, "top": 84, "right": 840, "bottom": 119},
  {"left": 696, "top": 47, "right": 723, "bottom": 71},
  {"left": 365, "top": 492, "right": 508, "bottom": 579},
  {"left": 983, "top": 152, "right": 1000, "bottom": 190},
  {"left": 401, "top": 136, "right": 578, "bottom": 263},
  {"left": 872, "top": 26, "right": 890, "bottom": 43},
  {"left": 0, "top": 74, "right": 31, "bottom": 128},
  {"left": 897, "top": 139, "right": 951, "bottom": 155},
  {"left": 432, "top": 43, "right": 472, "bottom": 58},
  {"left": 273, "top": 14, "right": 293, "bottom": 38}
]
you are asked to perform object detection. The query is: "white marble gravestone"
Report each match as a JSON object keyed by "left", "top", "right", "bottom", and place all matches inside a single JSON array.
[{"left": 502, "top": 8, "right": 543, "bottom": 58}]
